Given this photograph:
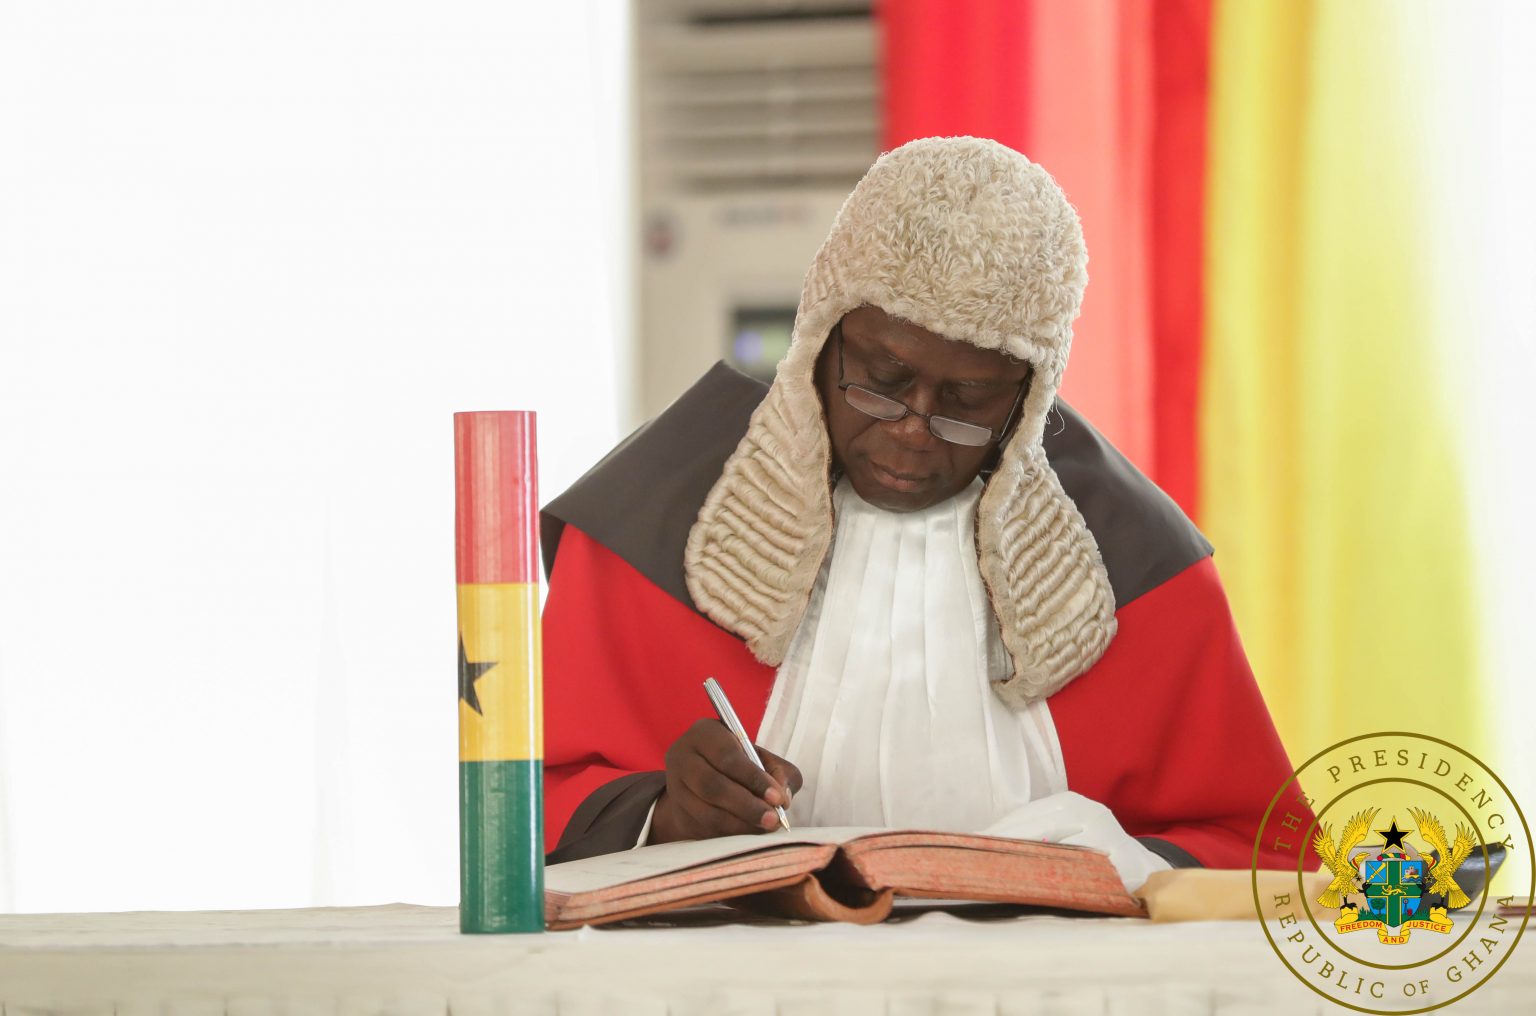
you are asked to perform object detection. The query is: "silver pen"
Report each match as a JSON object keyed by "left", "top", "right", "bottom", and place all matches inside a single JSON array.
[{"left": 703, "top": 677, "right": 792, "bottom": 832}]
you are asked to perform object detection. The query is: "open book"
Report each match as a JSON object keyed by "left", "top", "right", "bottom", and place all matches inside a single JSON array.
[{"left": 544, "top": 826, "right": 1146, "bottom": 929}]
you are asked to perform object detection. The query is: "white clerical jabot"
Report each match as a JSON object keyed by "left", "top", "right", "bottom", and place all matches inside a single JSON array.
[
  {"left": 638, "top": 475, "right": 1170, "bottom": 890},
  {"left": 756, "top": 476, "right": 1068, "bottom": 830}
]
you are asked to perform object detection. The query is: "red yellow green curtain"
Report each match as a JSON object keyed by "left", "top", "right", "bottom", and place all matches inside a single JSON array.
[{"left": 878, "top": 0, "right": 1482, "bottom": 764}]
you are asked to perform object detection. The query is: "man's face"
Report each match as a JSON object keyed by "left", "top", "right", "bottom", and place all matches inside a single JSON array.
[{"left": 814, "top": 306, "right": 1032, "bottom": 513}]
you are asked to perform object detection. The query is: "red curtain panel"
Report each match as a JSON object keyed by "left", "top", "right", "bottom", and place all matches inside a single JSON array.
[{"left": 878, "top": 0, "right": 1209, "bottom": 516}]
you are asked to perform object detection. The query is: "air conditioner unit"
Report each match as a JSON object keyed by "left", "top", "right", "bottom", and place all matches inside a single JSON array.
[{"left": 635, "top": 0, "right": 878, "bottom": 420}]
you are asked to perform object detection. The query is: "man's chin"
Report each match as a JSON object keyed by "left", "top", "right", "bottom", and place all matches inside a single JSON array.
[{"left": 848, "top": 471, "right": 943, "bottom": 513}]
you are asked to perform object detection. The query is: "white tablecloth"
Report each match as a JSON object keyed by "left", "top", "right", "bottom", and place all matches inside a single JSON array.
[{"left": 0, "top": 903, "right": 1529, "bottom": 1015}]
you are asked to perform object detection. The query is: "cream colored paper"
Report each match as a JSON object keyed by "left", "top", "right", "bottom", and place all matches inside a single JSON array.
[
  {"left": 1140, "top": 868, "right": 1330, "bottom": 922},
  {"left": 545, "top": 827, "right": 884, "bottom": 894}
]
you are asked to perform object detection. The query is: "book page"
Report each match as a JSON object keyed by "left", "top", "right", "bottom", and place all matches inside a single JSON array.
[{"left": 544, "top": 827, "right": 886, "bottom": 895}]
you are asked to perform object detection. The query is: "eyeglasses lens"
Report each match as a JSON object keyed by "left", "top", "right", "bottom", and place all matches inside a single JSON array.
[
  {"left": 929, "top": 418, "right": 992, "bottom": 447},
  {"left": 844, "top": 386, "right": 907, "bottom": 421}
]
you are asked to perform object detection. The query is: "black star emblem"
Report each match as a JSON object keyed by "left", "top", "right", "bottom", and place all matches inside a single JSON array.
[
  {"left": 458, "top": 635, "right": 498, "bottom": 715},
  {"left": 1377, "top": 818, "right": 1411, "bottom": 851}
]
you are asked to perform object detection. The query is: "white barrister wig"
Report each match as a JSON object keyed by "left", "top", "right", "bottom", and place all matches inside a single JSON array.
[{"left": 684, "top": 136, "right": 1117, "bottom": 705}]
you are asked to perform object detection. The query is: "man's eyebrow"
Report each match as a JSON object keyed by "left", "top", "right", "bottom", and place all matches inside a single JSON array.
[
  {"left": 846, "top": 336, "right": 911, "bottom": 371},
  {"left": 853, "top": 333, "right": 1019, "bottom": 389}
]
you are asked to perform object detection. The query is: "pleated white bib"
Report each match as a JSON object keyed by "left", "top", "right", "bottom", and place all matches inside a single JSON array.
[{"left": 757, "top": 476, "right": 1068, "bottom": 831}]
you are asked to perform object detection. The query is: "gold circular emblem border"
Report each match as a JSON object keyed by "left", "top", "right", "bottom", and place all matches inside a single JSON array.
[{"left": 1251, "top": 731, "right": 1533, "bottom": 1015}]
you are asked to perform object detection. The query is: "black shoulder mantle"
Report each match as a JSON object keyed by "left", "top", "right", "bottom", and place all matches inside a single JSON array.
[{"left": 541, "top": 362, "right": 1211, "bottom": 612}]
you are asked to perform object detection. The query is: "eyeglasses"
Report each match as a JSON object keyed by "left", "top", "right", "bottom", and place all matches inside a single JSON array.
[{"left": 835, "top": 328, "right": 1029, "bottom": 447}]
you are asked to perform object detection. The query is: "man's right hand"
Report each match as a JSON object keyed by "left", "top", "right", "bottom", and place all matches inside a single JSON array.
[{"left": 649, "top": 718, "right": 803, "bottom": 844}]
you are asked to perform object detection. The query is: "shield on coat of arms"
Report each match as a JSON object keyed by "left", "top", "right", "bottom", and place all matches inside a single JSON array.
[{"left": 1361, "top": 851, "right": 1424, "bottom": 926}]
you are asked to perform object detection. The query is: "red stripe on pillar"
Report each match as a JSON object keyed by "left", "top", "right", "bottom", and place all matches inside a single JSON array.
[{"left": 454, "top": 411, "right": 540, "bottom": 585}]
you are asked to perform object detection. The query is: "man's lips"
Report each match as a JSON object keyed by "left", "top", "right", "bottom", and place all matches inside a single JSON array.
[{"left": 868, "top": 461, "right": 928, "bottom": 493}]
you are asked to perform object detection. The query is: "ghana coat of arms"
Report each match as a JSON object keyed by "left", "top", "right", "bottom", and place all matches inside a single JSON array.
[{"left": 1312, "top": 807, "right": 1475, "bottom": 944}]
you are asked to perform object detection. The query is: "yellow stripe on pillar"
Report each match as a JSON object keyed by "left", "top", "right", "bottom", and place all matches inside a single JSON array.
[{"left": 458, "top": 582, "right": 543, "bottom": 763}]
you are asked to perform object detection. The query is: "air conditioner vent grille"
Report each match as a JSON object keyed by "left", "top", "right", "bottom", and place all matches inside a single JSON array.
[{"left": 640, "top": 3, "right": 878, "bottom": 192}]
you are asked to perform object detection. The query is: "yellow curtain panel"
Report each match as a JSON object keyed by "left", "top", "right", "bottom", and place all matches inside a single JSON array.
[{"left": 1202, "top": 0, "right": 1481, "bottom": 759}]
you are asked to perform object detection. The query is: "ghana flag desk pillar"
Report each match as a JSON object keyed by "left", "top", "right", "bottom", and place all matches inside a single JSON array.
[{"left": 454, "top": 411, "right": 543, "bottom": 933}]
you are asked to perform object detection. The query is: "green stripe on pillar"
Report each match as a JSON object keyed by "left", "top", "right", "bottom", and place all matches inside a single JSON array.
[{"left": 460, "top": 759, "right": 544, "bottom": 933}]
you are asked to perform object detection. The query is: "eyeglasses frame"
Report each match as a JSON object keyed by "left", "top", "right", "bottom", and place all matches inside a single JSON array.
[{"left": 833, "top": 325, "right": 1031, "bottom": 448}]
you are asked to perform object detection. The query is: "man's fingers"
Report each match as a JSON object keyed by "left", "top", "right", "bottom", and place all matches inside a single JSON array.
[
  {"left": 698, "top": 730, "right": 782, "bottom": 802},
  {"left": 758, "top": 747, "right": 803, "bottom": 797},
  {"left": 661, "top": 720, "right": 796, "bottom": 839},
  {"left": 678, "top": 755, "right": 782, "bottom": 830},
  {"left": 671, "top": 720, "right": 775, "bottom": 801},
  {"left": 689, "top": 721, "right": 796, "bottom": 804},
  {"left": 673, "top": 774, "right": 777, "bottom": 836}
]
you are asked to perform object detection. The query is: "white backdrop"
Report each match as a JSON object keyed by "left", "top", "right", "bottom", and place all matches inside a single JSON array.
[
  {"left": 1452, "top": 2, "right": 1536, "bottom": 888},
  {"left": 0, "top": 1, "right": 632, "bottom": 912}
]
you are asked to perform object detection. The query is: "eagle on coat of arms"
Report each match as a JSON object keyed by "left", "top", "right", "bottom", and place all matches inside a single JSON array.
[
  {"left": 1407, "top": 806, "right": 1476, "bottom": 909},
  {"left": 1313, "top": 807, "right": 1378, "bottom": 909}
]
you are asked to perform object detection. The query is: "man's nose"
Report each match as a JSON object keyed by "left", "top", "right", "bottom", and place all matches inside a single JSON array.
[{"left": 885, "top": 388, "right": 942, "bottom": 448}]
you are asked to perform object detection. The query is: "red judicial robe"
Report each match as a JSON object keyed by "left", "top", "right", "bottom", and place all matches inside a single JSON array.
[{"left": 540, "top": 363, "right": 1307, "bottom": 870}]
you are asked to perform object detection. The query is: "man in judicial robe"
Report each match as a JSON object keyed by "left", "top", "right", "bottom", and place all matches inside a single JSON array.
[{"left": 539, "top": 137, "right": 1305, "bottom": 887}]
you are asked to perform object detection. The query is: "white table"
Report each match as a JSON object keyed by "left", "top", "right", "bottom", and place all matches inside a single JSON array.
[{"left": 0, "top": 903, "right": 1529, "bottom": 1015}]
